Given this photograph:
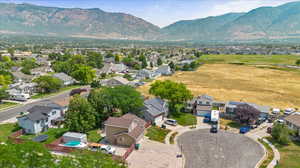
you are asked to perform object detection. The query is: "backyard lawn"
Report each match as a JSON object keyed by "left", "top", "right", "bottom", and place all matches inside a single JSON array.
[
  {"left": 20, "top": 128, "right": 68, "bottom": 144},
  {"left": 220, "top": 118, "right": 243, "bottom": 129},
  {"left": 170, "top": 112, "right": 197, "bottom": 126},
  {"left": 267, "top": 137, "right": 300, "bottom": 168},
  {"left": 146, "top": 126, "right": 171, "bottom": 143},
  {"left": 0, "top": 123, "right": 20, "bottom": 142},
  {"left": 87, "top": 129, "right": 102, "bottom": 143}
]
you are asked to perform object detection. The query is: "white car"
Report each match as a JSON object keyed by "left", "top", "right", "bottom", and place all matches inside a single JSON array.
[
  {"left": 284, "top": 108, "right": 295, "bottom": 115},
  {"left": 100, "top": 145, "right": 116, "bottom": 155},
  {"left": 272, "top": 108, "right": 280, "bottom": 114},
  {"left": 164, "top": 119, "right": 177, "bottom": 126}
]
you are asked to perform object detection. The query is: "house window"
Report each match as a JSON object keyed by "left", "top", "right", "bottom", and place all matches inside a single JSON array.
[
  {"left": 52, "top": 111, "right": 56, "bottom": 115},
  {"left": 36, "top": 120, "right": 40, "bottom": 124}
]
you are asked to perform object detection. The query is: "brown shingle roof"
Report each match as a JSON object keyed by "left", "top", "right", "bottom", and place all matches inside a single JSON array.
[{"left": 285, "top": 113, "right": 300, "bottom": 127}]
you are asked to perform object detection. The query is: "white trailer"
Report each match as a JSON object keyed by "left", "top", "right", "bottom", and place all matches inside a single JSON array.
[{"left": 210, "top": 110, "right": 220, "bottom": 123}]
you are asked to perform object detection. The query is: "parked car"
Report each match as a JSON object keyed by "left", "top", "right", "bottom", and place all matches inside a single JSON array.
[
  {"left": 100, "top": 145, "right": 116, "bottom": 155},
  {"left": 164, "top": 119, "right": 177, "bottom": 126},
  {"left": 70, "top": 88, "right": 88, "bottom": 96},
  {"left": 276, "top": 119, "right": 284, "bottom": 124},
  {"left": 272, "top": 108, "right": 281, "bottom": 114},
  {"left": 240, "top": 126, "right": 251, "bottom": 134},
  {"left": 210, "top": 124, "right": 218, "bottom": 133},
  {"left": 284, "top": 108, "right": 295, "bottom": 115},
  {"left": 203, "top": 117, "right": 210, "bottom": 123}
]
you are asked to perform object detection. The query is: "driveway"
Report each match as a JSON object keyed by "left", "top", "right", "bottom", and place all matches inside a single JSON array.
[
  {"left": 127, "top": 138, "right": 182, "bottom": 168},
  {"left": 177, "top": 129, "right": 264, "bottom": 168}
]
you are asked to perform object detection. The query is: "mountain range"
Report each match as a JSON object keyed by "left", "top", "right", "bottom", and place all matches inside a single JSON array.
[{"left": 2, "top": 2, "right": 300, "bottom": 42}]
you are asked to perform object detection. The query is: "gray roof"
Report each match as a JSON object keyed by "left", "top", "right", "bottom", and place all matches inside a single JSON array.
[
  {"left": 156, "top": 65, "right": 171, "bottom": 75},
  {"left": 53, "top": 73, "right": 75, "bottom": 82},
  {"left": 26, "top": 106, "right": 54, "bottom": 121},
  {"left": 144, "top": 98, "right": 167, "bottom": 117},
  {"left": 226, "top": 101, "right": 270, "bottom": 113}
]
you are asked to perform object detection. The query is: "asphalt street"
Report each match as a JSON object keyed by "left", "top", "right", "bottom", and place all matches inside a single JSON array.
[
  {"left": 177, "top": 129, "right": 264, "bottom": 168},
  {"left": 0, "top": 86, "right": 90, "bottom": 122}
]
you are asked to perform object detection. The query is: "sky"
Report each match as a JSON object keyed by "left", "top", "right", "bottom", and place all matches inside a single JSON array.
[{"left": 0, "top": 0, "right": 299, "bottom": 27}]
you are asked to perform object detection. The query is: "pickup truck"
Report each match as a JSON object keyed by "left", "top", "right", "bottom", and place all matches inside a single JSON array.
[{"left": 101, "top": 145, "right": 116, "bottom": 155}]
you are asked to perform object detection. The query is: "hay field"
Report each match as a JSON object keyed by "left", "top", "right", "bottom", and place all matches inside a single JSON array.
[{"left": 137, "top": 64, "right": 300, "bottom": 109}]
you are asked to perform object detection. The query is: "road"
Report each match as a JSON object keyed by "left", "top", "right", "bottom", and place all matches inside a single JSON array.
[
  {"left": 0, "top": 86, "right": 90, "bottom": 122},
  {"left": 177, "top": 129, "right": 264, "bottom": 168}
]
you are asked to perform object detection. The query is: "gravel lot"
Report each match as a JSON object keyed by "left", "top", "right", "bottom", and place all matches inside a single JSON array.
[{"left": 177, "top": 129, "right": 264, "bottom": 168}]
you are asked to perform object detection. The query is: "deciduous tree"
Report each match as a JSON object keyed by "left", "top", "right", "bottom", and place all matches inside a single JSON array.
[{"left": 33, "top": 76, "right": 63, "bottom": 93}]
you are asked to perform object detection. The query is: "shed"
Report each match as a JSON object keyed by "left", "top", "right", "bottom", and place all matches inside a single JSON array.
[{"left": 63, "top": 132, "right": 87, "bottom": 143}]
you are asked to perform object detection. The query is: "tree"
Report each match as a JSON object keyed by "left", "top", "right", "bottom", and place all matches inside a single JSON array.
[
  {"left": 123, "top": 74, "right": 133, "bottom": 81},
  {"left": 115, "top": 55, "right": 120, "bottom": 63},
  {"left": 157, "top": 58, "right": 163, "bottom": 66},
  {"left": 0, "top": 75, "right": 12, "bottom": 86},
  {"left": 296, "top": 59, "right": 300, "bottom": 66},
  {"left": 0, "top": 87, "right": 8, "bottom": 103},
  {"left": 122, "top": 57, "right": 135, "bottom": 67},
  {"left": 33, "top": 76, "right": 63, "bottom": 93},
  {"left": 235, "top": 104, "right": 260, "bottom": 124},
  {"left": 87, "top": 52, "right": 103, "bottom": 68},
  {"left": 64, "top": 95, "right": 96, "bottom": 133},
  {"left": 21, "top": 58, "right": 38, "bottom": 70},
  {"left": 88, "top": 86, "right": 144, "bottom": 124},
  {"left": 168, "top": 61, "right": 175, "bottom": 70},
  {"left": 271, "top": 123, "right": 291, "bottom": 145},
  {"left": 149, "top": 80, "right": 193, "bottom": 112},
  {"left": 71, "top": 65, "right": 96, "bottom": 84}
]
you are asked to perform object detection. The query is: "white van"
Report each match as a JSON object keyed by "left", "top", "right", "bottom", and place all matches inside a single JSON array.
[
  {"left": 211, "top": 110, "right": 220, "bottom": 123},
  {"left": 10, "top": 93, "right": 30, "bottom": 101}
]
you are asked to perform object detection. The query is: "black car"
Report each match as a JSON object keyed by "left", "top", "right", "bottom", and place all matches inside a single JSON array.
[{"left": 210, "top": 124, "right": 218, "bottom": 133}]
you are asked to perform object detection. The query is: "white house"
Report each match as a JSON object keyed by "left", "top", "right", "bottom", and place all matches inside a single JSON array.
[{"left": 17, "top": 103, "right": 65, "bottom": 134}]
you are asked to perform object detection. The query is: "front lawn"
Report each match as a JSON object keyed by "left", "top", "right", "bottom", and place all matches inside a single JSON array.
[
  {"left": 170, "top": 112, "right": 197, "bottom": 126},
  {"left": 0, "top": 102, "right": 19, "bottom": 111},
  {"left": 87, "top": 129, "right": 102, "bottom": 143},
  {"left": 20, "top": 128, "right": 68, "bottom": 144},
  {"left": 220, "top": 118, "right": 243, "bottom": 129},
  {"left": 146, "top": 126, "right": 171, "bottom": 143},
  {"left": 31, "top": 85, "right": 82, "bottom": 99},
  {"left": 0, "top": 123, "right": 20, "bottom": 142},
  {"left": 267, "top": 137, "right": 300, "bottom": 168}
]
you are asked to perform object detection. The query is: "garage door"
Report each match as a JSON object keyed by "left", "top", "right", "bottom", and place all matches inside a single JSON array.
[{"left": 154, "top": 115, "right": 163, "bottom": 123}]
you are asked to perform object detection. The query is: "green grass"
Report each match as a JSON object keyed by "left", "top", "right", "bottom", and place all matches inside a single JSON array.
[
  {"left": 31, "top": 85, "right": 82, "bottom": 99},
  {"left": 87, "top": 129, "right": 102, "bottom": 143},
  {"left": 20, "top": 128, "right": 68, "bottom": 144},
  {"left": 146, "top": 126, "right": 171, "bottom": 143},
  {"left": 258, "top": 139, "right": 274, "bottom": 168},
  {"left": 0, "top": 123, "right": 21, "bottom": 142},
  {"left": 199, "top": 54, "right": 300, "bottom": 65},
  {"left": 220, "top": 119, "right": 243, "bottom": 129},
  {"left": 169, "top": 132, "right": 178, "bottom": 144},
  {"left": 0, "top": 102, "right": 19, "bottom": 110},
  {"left": 267, "top": 137, "right": 300, "bottom": 168},
  {"left": 170, "top": 112, "right": 197, "bottom": 126}
]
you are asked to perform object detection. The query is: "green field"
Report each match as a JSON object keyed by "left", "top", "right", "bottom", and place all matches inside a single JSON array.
[
  {"left": 87, "top": 129, "right": 102, "bottom": 143},
  {"left": 198, "top": 54, "right": 300, "bottom": 65}
]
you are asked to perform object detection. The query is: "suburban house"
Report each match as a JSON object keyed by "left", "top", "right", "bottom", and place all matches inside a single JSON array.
[
  {"left": 9, "top": 82, "right": 37, "bottom": 95},
  {"left": 12, "top": 71, "right": 33, "bottom": 82},
  {"left": 284, "top": 113, "right": 300, "bottom": 137},
  {"left": 101, "top": 76, "right": 130, "bottom": 87},
  {"left": 225, "top": 101, "right": 270, "bottom": 119},
  {"left": 187, "top": 94, "right": 214, "bottom": 116},
  {"left": 143, "top": 98, "right": 168, "bottom": 124},
  {"left": 104, "top": 113, "right": 146, "bottom": 147},
  {"left": 155, "top": 65, "right": 172, "bottom": 76},
  {"left": 17, "top": 102, "right": 65, "bottom": 134},
  {"left": 53, "top": 73, "right": 76, "bottom": 86},
  {"left": 136, "top": 69, "right": 161, "bottom": 80},
  {"left": 98, "top": 63, "right": 128, "bottom": 75}
]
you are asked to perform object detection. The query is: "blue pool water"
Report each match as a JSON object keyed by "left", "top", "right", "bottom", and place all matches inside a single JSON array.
[{"left": 64, "top": 141, "right": 81, "bottom": 147}]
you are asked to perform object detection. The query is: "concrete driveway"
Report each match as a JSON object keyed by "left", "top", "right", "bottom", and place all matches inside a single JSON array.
[
  {"left": 177, "top": 129, "right": 264, "bottom": 168},
  {"left": 127, "top": 138, "right": 183, "bottom": 168}
]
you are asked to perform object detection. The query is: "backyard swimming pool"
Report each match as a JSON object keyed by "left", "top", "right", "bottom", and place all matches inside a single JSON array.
[{"left": 64, "top": 141, "right": 81, "bottom": 147}]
